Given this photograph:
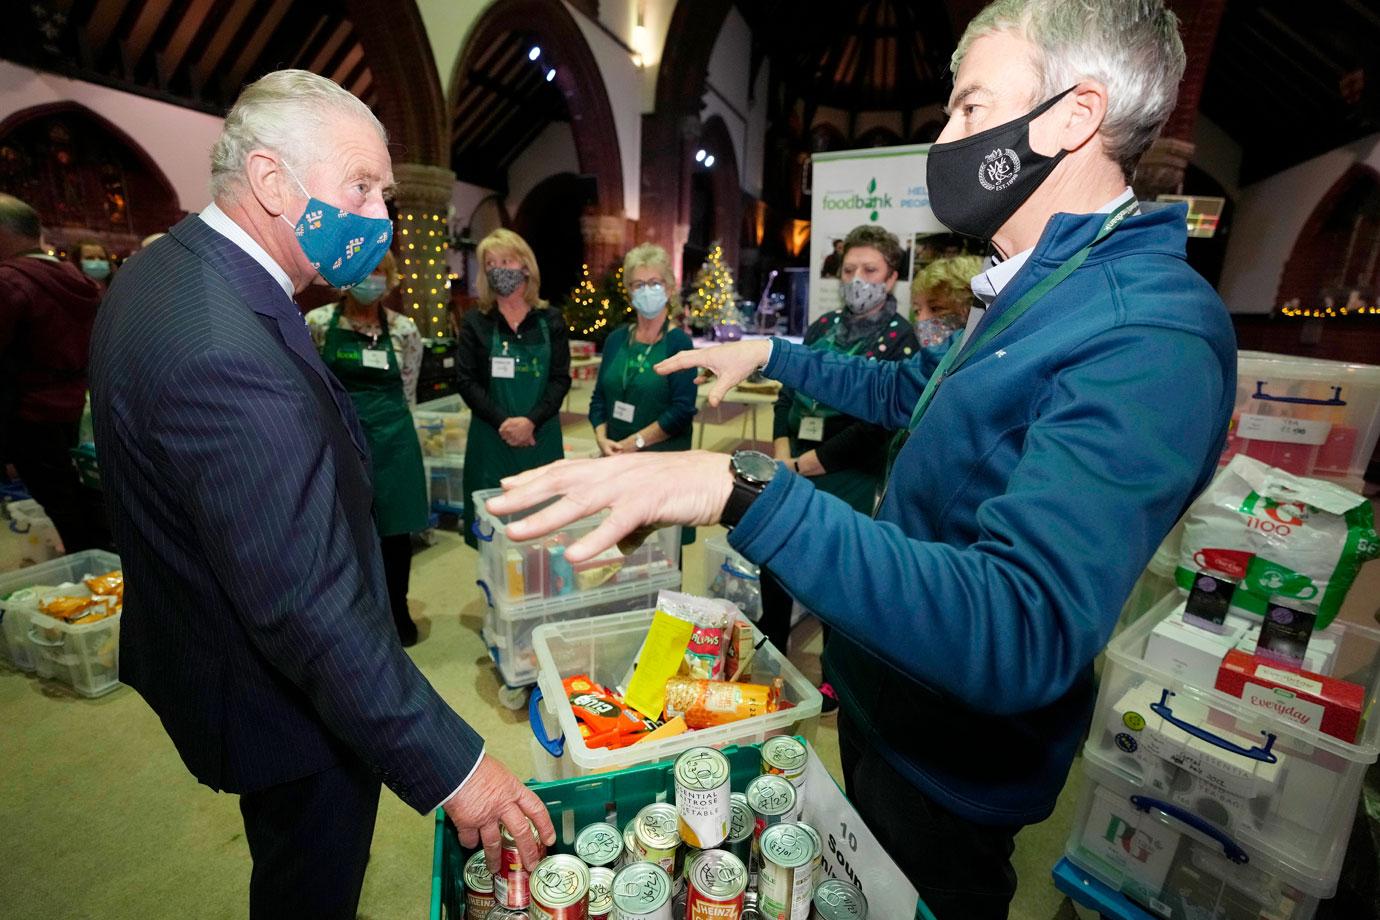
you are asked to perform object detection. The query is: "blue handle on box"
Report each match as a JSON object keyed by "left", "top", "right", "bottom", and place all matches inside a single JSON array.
[
  {"left": 471, "top": 518, "right": 495, "bottom": 542},
  {"left": 1150, "top": 689, "right": 1278, "bottom": 764},
  {"left": 1252, "top": 380, "right": 1346, "bottom": 407},
  {"left": 1130, "top": 794, "right": 1249, "bottom": 864},
  {"left": 476, "top": 579, "right": 493, "bottom": 608},
  {"left": 721, "top": 561, "right": 759, "bottom": 582},
  {"left": 528, "top": 687, "right": 565, "bottom": 757}
]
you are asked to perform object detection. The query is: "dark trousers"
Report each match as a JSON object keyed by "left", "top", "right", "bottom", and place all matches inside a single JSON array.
[
  {"left": 8, "top": 419, "right": 109, "bottom": 552},
  {"left": 760, "top": 567, "right": 831, "bottom": 664},
  {"left": 379, "top": 532, "right": 413, "bottom": 630},
  {"left": 238, "top": 758, "right": 381, "bottom": 920},
  {"left": 838, "top": 711, "right": 1021, "bottom": 920}
]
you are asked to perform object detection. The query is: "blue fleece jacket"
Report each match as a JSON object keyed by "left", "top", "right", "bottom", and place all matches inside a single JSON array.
[{"left": 729, "top": 203, "right": 1237, "bottom": 826}]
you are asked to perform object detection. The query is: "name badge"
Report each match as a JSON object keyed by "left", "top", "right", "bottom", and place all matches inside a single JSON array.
[
  {"left": 798, "top": 415, "right": 825, "bottom": 441},
  {"left": 362, "top": 349, "right": 389, "bottom": 370},
  {"left": 613, "top": 400, "right": 636, "bottom": 423},
  {"left": 491, "top": 356, "right": 516, "bottom": 379}
]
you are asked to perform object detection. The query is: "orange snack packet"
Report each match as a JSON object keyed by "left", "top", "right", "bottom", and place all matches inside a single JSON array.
[
  {"left": 40, "top": 596, "right": 93, "bottom": 621},
  {"left": 83, "top": 571, "right": 124, "bottom": 599},
  {"left": 564, "top": 674, "right": 646, "bottom": 738},
  {"left": 662, "top": 677, "right": 783, "bottom": 729}
]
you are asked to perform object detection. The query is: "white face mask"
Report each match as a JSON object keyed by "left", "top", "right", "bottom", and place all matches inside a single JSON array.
[{"left": 840, "top": 277, "right": 887, "bottom": 314}]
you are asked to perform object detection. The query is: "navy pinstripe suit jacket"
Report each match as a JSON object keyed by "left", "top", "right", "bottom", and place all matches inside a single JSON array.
[{"left": 89, "top": 215, "right": 482, "bottom": 811}]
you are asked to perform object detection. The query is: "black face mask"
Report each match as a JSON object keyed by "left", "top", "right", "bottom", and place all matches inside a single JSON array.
[{"left": 925, "top": 87, "right": 1074, "bottom": 241}]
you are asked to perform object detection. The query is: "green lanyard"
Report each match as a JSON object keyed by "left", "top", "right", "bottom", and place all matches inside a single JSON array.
[
  {"left": 880, "top": 197, "right": 1138, "bottom": 493},
  {"left": 620, "top": 323, "right": 667, "bottom": 391}
]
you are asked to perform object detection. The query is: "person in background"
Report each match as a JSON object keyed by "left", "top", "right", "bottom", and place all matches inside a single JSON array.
[
  {"left": 456, "top": 228, "right": 570, "bottom": 547},
  {"left": 306, "top": 250, "right": 426, "bottom": 646},
  {"left": 820, "top": 238, "right": 844, "bottom": 278},
  {"left": 0, "top": 194, "right": 108, "bottom": 552},
  {"left": 761, "top": 224, "right": 922, "bottom": 709},
  {"left": 88, "top": 70, "right": 552, "bottom": 920},
  {"left": 72, "top": 239, "right": 114, "bottom": 286},
  {"left": 912, "top": 254, "right": 983, "bottom": 348},
  {"left": 588, "top": 243, "right": 698, "bottom": 543},
  {"left": 486, "top": 1, "right": 1233, "bottom": 915}
]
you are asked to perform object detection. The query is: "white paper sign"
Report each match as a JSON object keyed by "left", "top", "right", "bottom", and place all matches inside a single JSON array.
[
  {"left": 362, "top": 349, "right": 389, "bottom": 370},
  {"left": 613, "top": 401, "right": 636, "bottom": 423},
  {"left": 800, "top": 742, "right": 921, "bottom": 918},
  {"left": 491, "top": 356, "right": 516, "bottom": 379},
  {"left": 797, "top": 416, "right": 825, "bottom": 441},
  {"left": 1236, "top": 413, "right": 1331, "bottom": 446}
]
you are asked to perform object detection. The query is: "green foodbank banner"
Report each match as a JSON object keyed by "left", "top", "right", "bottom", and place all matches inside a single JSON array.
[{"left": 808, "top": 144, "right": 945, "bottom": 322}]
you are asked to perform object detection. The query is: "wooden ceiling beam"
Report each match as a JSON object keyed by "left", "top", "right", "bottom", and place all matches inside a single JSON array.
[
  {"left": 119, "top": 0, "right": 173, "bottom": 75},
  {"left": 219, "top": 0, "right": 291, "bottom": 98},
  {"left": 306, "top": 20, "right": 353, "bottom": 76},
  {"left": 85, "top": 0, "right": 132, "bottom": 61},
  {"left": 156, "top": 0, "right": 218, "bottom": 88},
  {"left": 190, "top": 0, "right": 260, "bottom": 92}
]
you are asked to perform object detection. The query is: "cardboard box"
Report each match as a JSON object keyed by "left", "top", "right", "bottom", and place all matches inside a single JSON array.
[
  {"left": 1144, "top": 608, "right": 1250, "bottom": 687},
  {"left": 1215, "top": 649, "right": 1365, "bottom": 743}
]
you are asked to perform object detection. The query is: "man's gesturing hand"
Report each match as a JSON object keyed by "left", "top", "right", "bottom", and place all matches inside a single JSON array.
[
  {"left": 654, "top": 339, "right": 772, "bottom": 407},
  {"left": 442, "top": 755, "right": 556, "bottom": 873}
]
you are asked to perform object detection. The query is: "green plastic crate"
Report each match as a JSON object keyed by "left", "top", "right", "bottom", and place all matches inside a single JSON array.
[{"left": 427, "top": 742, "right": 937, "bottom": 920}]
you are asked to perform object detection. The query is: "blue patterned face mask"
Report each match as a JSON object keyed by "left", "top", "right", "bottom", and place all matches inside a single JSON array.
[{"left": 279, "top": 162, "right": 393, "bottom": 289}]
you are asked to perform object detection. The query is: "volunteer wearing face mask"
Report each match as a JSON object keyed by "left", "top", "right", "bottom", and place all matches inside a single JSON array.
[
  {"left": 456, "top": 228, "right": 570, "bottom": 548},
  {"left": 305, "top": 251, "right": 426, "bottom": 646},
  {"left": 73, "top": 239, "right": 114, "bottom": 286},
  {"left": 486, "top": 3, "right": 1236, "bottom": 916}
]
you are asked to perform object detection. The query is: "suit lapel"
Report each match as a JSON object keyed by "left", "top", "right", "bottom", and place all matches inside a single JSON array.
[{"left": 168, "top": 216, "right": 369, "bottom": 457}]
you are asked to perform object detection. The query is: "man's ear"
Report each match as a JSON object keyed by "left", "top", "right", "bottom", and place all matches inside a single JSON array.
[
  {"left": 245, "top": 151, "right": 294, "bottom": 219},
  {"left": 1059, "top": 81, "right": 1109, "bottom": 154}
]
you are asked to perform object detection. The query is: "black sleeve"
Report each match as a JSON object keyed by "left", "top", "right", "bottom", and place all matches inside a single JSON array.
[
  {"left": 525, "top": 309, "right": 572, "bottom": 426},
  {"left": 455, "top": 310, "right": 507, "bottom": 429},
  {"left": 814, "top": 320, "right": 920, "bottom": 472}
]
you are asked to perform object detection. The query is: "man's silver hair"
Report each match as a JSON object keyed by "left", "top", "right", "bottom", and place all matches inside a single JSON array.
[
  {"left": 209, "top": 69, "right": 386, "bottom": 200},
  {"left": 952, "top": 0, "right": 1186, "bottom": 176}
]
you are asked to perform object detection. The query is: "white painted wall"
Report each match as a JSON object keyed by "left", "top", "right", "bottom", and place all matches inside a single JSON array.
[
  {"left": 705, "top": 6, "right": 752, "bottom": 112},
  {"left": 568, "top": 0, "right": 643, "bottom": 219},
  {"left": 0, "top": 61, "right": 224, "bottom": 213},
  {"left": 505, "top": 121, "right": 580, "bottom": 216},
  {"left": 1217, "top": 132, "right": 1380, "bottom": 314},
  {"left": 744, "top": 64, "right": 769, "bottom": 196},
  {"left": 1191, "top": 116, "right": 1243, "bottom": 197},
  {"left": 701, "top": 5, "right": 769, "bottom": 195},
  {"left": 416, "top": 0, "right": 487, "bottom": 100}
]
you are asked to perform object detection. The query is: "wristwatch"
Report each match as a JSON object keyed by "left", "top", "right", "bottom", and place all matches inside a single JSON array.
[
  {"left": 634, "top": 434, "right": 646, "bottom": 450},
  {"left": 720, "top": 449, "right": 777, "bottom": 528}
]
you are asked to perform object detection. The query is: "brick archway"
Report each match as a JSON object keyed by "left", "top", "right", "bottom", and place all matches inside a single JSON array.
[{"left": 1277, "top": 164, "right": 1380, "bottom": 308}]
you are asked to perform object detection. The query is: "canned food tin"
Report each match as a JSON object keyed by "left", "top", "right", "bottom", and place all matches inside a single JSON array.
[
  {"left": 576, "top": 822, "right": 625, "bottom": 869},
  {"left": 588, "top": 866, "right": 616, "bottom": 920},
  {"left": 757, "top": 823, "right": 819, "bottom": 920},
  {"left": 811, "top": 878, "right": 868, "bottom": 919},
  {"left": 686, "top": 849, "right": 748, "bottom": 920},
  {"left": 745, "top": 774, "right": 797, "bottom": 886},
  {"left": 610, "top": 861, "right": 674, "bottom": 920},
  {"left": 620, "top": 821, "right": 637, "bottom": 869},
  {"left": 488, "top": 910, "right": 530, "bottom": 920},
  {"left": 674, "top": 747, "right": 731, "bottom": 849},
  {"left": 530, "top": 853, "right": 590, "bottom": 919},
  {"left": 630, "top": 803, "right": 681, "bottom": 875},
  {"left": 760, "top": 736, "right": 808, "bottom": 791},
  {"left": 726, "top": 793, "right": 755, "bottom": 865},
  {"left": 464, "top": 850, "right": 497, "bottom": 918},
  {"left": 794, "top": 822, "right": 825, "bottom": 887},
  {"left": 495, "top": 822, "right": 539, "bottom": 909}
]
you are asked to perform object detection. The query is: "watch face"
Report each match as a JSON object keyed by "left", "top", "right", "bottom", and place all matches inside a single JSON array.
[{"left": 733, "top": 450, "right": 777, "bottom": 484}]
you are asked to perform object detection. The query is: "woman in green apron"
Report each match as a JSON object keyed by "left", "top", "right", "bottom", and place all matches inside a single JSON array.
[
  {"left": 588, "top": 243, "right": 699, "bottom": 543},
  {"left": 306, "top": 251, "right": 428, "bottom": 645},
  {"left": 762, "top": 225, "right": 924, "bottom": 709},
  {"left": 456, "top": 229, "right": 570, "bottom": 548}
]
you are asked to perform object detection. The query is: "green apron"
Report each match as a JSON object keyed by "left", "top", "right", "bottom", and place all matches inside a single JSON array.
[
  {"left": 321, "top": 303, "right": 428, "bottom": 536},
  {"left": 786, "top": 317, "right": 878, "bottom": 514},
  {"left": 603, "top": 324, "right": 692, "bottom": 452},
  {"left": 462, "top": 312, "right": 564, "bottom": 547}
]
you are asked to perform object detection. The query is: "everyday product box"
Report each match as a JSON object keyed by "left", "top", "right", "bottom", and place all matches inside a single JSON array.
[{"left": 1214, "top": 649, "right": 1364, "bottom": 744}]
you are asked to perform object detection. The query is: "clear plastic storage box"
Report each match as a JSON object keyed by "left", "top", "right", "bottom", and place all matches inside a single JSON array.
[
  {"left": 702, "top": 533, "right": 762, "bottom": 622},
  {"left": 1066, "top": 752, "right": 1323, "bottom": 920},
  {"left": 471, "top": 487, "right": 681, "bottom": 604},
  {"left": 529, "top": 609, "right": 823, "bottom": 780},
  {"left": 28, "top": 607, "right": 121, "bottom": 697},
  {"left": 424, "top": 457, "right": 465, "bottom": 515},
  {"left": 413, "top": 395, "right": 469, "bottom": 458},
  {"left": 1222, "top": 351, "right": 1380, "bottom": 489},
  {"left": 0, "top": 550, "right": 120, "bottom": 676},
  {"left": 1086, "top": 591, "right": 1380, "bottom": 893}
]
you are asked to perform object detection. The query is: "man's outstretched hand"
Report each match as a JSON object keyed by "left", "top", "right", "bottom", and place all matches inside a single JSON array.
[
  {"left": 654, "top": 339, "right": 772, "bottom": 407},
  {"left": 442, "top": 755, "right": 556, "bottom": 873}
]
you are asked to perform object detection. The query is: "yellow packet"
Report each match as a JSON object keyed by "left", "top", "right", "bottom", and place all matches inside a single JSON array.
[{"left": 624, "top": 610, "right": 695, "bottom": 720}]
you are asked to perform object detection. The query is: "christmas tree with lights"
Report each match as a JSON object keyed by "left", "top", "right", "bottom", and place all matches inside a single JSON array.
[
  {"left": 561, "top": 264, "right": 632, "bottom": 347},
  {"left": 686, "top": 244, "right": 741, "bottom": 328}
]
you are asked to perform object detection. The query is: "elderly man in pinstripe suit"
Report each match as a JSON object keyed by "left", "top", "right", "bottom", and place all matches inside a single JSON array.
[{"left": 88, "top": 70, "right": 553, "bottom": 919}]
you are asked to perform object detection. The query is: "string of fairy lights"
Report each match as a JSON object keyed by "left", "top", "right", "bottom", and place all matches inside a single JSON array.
[
  {"left": 686, "top": 244, "right": 739, "bottom": 325},
  {"left": 568, "top": 264, "right": 630, "bottom": 337},
  {"left": 1278, "top": 304, "right": 1380, "bottom": 319},
  {"left": 396, "top": 209, "right": 449, "bottom": 338}
]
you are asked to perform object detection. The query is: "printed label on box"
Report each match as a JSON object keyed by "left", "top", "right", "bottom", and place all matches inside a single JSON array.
[
  {"left": 1242, "top": 681, "right": 1325, "bottom": 731},
  {"left": 1236, "top": 413, "right": 1332, "bottom": 446},
  {"left": 1254, "top": 665, "right": 1324, "bottom": 696}
]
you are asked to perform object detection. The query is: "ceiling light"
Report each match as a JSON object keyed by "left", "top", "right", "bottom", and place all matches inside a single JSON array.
[
  {"left": 529, "top": 46, "right": 541, "bottom": 60},
  {"left": 546, "top": 68, "right": 557, "bottom": 82},
  {"left": 704, "top": 154, "right": 716, "bottom": 168}
]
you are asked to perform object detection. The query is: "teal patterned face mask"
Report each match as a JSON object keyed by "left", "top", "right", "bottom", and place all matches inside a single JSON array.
[{"left": 279, "top": 162, "right": 393, "bottom": 289}]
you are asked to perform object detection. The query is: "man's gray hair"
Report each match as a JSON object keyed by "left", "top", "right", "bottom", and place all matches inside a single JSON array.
[
  {"left": 0, "top": 193, "right": 41, "bottom": 241},
  {"left": 209, "top": 69, "right": 387, "bottom": 200},
  {"left": 952, "top": 0, "right": 1186, "bottom": 176}
]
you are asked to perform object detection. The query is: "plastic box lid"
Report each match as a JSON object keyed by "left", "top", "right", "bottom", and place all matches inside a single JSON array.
[{"left": 0, "top": 550, "right": 121, "bottom": 611}]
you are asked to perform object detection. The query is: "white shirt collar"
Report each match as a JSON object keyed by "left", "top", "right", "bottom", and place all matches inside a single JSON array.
[
  {"left": 968, "top": 186, "right": 1138, "bottom": 309},
  {"left": 198, "top": 201, "right": 295, "bottom": 298}
]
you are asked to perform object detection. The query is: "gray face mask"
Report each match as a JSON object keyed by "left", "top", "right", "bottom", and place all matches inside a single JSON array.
[
  {"left": 840, "top": 277, "right": 888, "bottom": 314},
  {"left": 487, "top": 266, "right": 527, "bottom": 298}
]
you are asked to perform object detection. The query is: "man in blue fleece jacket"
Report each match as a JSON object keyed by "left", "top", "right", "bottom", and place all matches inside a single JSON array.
[{"left": 491, "top": 2, "right": 1235, "bottom": 916}]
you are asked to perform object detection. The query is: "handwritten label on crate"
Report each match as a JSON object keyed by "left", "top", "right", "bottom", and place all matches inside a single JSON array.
[
  {"left": 800, "top": 745, "right": 921, "bottom": 919},
  {"left": 1236, "top": 414, "right": 1331, "bottom": 446}
]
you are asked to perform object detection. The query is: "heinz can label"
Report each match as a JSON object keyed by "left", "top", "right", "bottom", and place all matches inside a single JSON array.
[
  {"left": 686, "top": 849, "right": 747, "bottom": 920},
  {"left": 630, "top": 803, "right": 681, "bottom": 875},
  {"left": 757, "top": 823, "right": 818, "bottom": 920},
  {"left": 494, "top": 843, "right": 530, "bottom": 908},
  {"left": 588, "top": 866, "right": 616, "bottom": 920},
  {"left": 675, "top": 747, "right": 731, "bottom": 849},
  {"left": 530, "top": 853, "right": 589, "bottom": 919},
  {"left": 610, "top": 861, "right": 674, "bottom": 920},
  {"left": 576, "top": 822, "right": 625, "bottom": 869},
  {"left": 811, "top": 878, "right": 868, "bottom": 919},
  {"left": 463, "top": 850, "right": 497, "bottom": 917}
]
